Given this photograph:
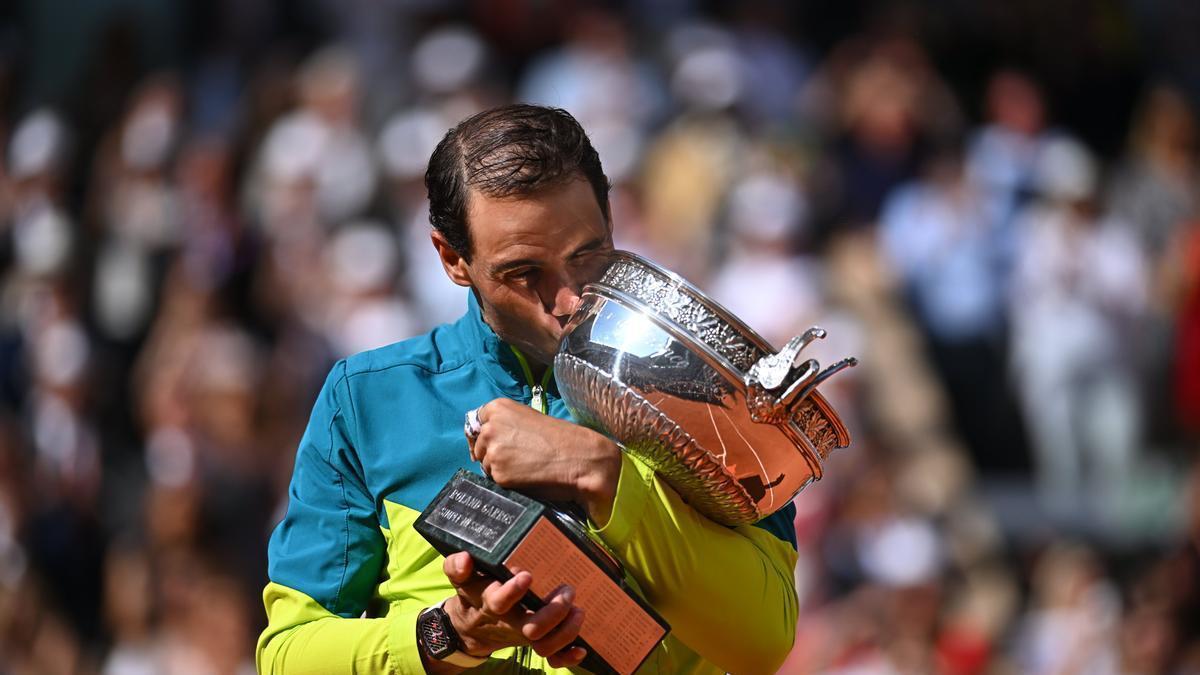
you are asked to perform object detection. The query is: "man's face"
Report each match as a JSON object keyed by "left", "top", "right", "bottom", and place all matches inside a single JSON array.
[{"left": 436, "top": 177, "right": 613, "bottom": 367}]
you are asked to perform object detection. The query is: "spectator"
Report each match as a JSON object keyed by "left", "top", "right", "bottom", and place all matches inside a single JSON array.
[
  {"left": 1009, "top": 137, "right": 1148, "bottom": 527},
  {"left": 0, "top": 4, "right": 1195, "bottom": 673}
]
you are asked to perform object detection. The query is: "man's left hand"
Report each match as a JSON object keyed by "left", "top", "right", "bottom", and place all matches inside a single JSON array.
[{"left": 468, "top": 398, "right": 621, "bottom": 525}]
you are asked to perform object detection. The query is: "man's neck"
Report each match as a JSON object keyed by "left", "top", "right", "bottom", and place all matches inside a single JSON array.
[
  {"left": 474, "top": 297, "right": 551, "bottom": 386},
  {"left": 527, "top": 361, "right": 549, "bottom": 384},
  {"left": 510, "top": 344, "right": 550, "bottom": 387}
]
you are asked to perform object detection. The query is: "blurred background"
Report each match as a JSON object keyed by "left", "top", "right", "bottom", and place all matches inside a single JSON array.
[{"left": 0, "top": 0, "right": 1198, "bottom": 673}]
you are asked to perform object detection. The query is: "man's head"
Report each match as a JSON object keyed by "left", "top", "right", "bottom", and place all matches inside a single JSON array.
[{"left": 426, "top": 104, "right": 613, "bottom": 367}]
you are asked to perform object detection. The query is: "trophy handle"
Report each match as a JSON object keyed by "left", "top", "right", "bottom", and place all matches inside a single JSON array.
[
  {"left": 746, "top": 327, "right": 857, "bottom": 424},
  {"left": 784, "top": 357, "right": 857, "bottom": 410},
  {"left": 747, "top": 327, "right": 826, "bottom": 390}
]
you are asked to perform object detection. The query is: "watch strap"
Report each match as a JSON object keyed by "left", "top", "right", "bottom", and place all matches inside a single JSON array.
[
  {"left": 441, "top": 650, "right": 489, "bottom": 669},
  {"left": 417, "top": 604, "right": 488, "bottom": 668}
]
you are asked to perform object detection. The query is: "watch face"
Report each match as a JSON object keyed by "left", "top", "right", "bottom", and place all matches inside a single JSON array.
[{"left": 419, "top": 607, "right": 457, "bottom": 660}]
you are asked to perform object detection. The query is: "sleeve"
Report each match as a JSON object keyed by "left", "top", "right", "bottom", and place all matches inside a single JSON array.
[
  {"left": 588, "top": 453, "right": 800, "bottom": 675},
  {"left": 256, "top": 361, "right": 430, "bottom": 675}
]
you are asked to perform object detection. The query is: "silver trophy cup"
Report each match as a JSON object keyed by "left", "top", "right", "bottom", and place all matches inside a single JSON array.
[{"left": 555, "top": 251, "right": 856, "bottom": 526}]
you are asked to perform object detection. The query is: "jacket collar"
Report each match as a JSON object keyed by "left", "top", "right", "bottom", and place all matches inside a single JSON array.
[{"left": 459, "top": 291, "right": 558, "bottom": 399}]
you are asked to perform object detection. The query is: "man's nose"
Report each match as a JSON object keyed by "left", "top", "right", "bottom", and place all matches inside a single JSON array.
[{"left": 542, "top": 274, "right": 582, "bottom": 320}]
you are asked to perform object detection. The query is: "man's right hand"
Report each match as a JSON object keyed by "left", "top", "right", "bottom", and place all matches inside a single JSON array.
[{"left": 432, "top": 551, "right": 588, "bottom": 672}]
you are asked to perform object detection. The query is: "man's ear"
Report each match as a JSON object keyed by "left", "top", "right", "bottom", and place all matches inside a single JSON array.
[{"left": 431, "top": 230, "right": 473, "bottom": 287}]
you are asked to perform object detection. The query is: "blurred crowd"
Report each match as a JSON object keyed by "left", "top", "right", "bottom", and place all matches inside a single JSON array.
[{"left": 1, "top": 1, "right": 1199, "bottom": 673}]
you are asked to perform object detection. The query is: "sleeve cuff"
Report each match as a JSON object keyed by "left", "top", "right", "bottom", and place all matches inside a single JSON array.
[
  {"left": 386, "top": 603, "right": 428, "bottom": 675},
  {"left": 587, "top": 451, "right": 655, "bottom": 549}
]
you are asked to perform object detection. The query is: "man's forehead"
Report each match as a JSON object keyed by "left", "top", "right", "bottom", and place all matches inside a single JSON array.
[
  {"left": 465, "top": 175, "right": 599, "bottom": 214},
  {"left": 465, "top": 179, "right": 610, "bottom": 252}
]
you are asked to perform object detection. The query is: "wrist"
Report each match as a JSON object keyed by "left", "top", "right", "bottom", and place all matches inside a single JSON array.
[
  {"left": 576, "top": 436, "right": 621, "bottom": 526},
  {"left": 420, "top": 648, "right": 465, "bottom": 675},
  {"left": 417, "top": 601, "right": 487, "bottom": 672}
]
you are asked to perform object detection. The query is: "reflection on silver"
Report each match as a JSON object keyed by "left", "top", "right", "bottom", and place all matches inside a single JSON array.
[{"left": 555, "top": 251, "right": 856, "bottom": 526}]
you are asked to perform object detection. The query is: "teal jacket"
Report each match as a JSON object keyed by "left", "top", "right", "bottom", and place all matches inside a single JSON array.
[{"left": 257, "top": 293, "right": 799, "bottom": 674}]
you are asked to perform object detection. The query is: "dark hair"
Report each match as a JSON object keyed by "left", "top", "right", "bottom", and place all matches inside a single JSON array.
[{"left": 425, "top": 104, "right": 611, "bottom": 262}]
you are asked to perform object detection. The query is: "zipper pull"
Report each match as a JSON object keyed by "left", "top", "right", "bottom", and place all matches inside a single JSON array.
[{"left": 531, "top": 384, "right": 545, "bottom": 414}]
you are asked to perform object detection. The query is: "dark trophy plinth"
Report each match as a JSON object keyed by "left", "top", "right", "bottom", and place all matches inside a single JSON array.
[{"left": 415, "top": 470, "right": 669, "bottom": 675}]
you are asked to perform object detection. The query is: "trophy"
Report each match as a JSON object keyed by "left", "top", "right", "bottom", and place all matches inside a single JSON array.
[
  {"left": 554, "top": 251, "right": 855, "bottom": 526},
  {"left": 416, "top": 250, "right": 855, "bottom": 673}
]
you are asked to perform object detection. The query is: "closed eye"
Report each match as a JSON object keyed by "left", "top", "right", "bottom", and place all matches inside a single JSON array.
[
  {"left": 506, "top": 267, "right": 540, "bottom": 283},
  {"left": 570, "top": 241, "right": 613, "bottom": 265},
  {"left": 571, "top": 249, "right": 604, "bottom": 264}
]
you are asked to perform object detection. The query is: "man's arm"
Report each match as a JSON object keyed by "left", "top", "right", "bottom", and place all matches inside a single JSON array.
[
  {"left": 590, "top": 452, "right": 799, "bottom": 675},
  {"left": 257, "top": 582, "right": 403, "bottom": 674},
  {"left": 472, "top": 400, "right": 800, "bottom": 674},
  {"left": 258, "top": 366, "right": 587, "bottom": 675},
  {"left": 257, "top": 361, "right": 430, "bottom": 675}
]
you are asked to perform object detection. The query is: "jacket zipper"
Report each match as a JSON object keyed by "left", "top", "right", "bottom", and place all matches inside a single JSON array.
[
  {"left": 509, "top": 346, "right": 553, "bottom": 414},
  {"left": 531, "top": 384, "right": 545, "bottom": 414}
]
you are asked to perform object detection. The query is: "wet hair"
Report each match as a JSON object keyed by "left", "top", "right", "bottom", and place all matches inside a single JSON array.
[{"left": 425, "top": 104, "right": 610, "bottom": 262}]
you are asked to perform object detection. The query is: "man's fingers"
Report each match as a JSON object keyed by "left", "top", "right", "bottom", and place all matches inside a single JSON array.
[
  {"left": 477, "top": 397, "right": 521, "bottom": 424},
  {"left": 531, "top": 607, "right": 585, "bottom": 658},
  {"left": 443, "top": 552, "right": 474, "bottom": 585},
  {"left": 444, "top": 554, "right": 498, "bottom": 611},
  {"left": 453, "top": 575, "right": 497, "bottom": 609},
  {"left": 476, "top": 399, "right": 500, "bottom": 424},
  {"left": 480, "top": 570, "right": 531, "bottom": 617},
  {"left": 546, "top": 646, "right": 588, "bottom": 669},
  {"left": 471, "top": 400, "right": 506, "bottom": 467},
  {"left": 522, "top": 585, "right": 575, "bottom": 641}
]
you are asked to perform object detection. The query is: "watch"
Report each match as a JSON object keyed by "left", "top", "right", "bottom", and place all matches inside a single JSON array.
[{"left": 417, "top": 604, "right": 488, "bottom": 668}]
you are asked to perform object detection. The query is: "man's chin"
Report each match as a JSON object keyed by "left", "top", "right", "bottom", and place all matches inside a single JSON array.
[
  {"left": 507, "top": 335, "right": 560, "bottom": 371},
  {"left": 530, "top": 344, "right": 560, "bottom": 368}
]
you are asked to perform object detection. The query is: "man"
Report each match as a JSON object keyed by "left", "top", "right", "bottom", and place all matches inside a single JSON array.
[{"left": 257, "top": 105, "right": 799, "bottom": 674}]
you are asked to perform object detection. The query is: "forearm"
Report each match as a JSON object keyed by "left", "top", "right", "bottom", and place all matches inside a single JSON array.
[
  {"left": 258, "top": 615, "right": 393, "bottom": 675},
  {"left": 420, "top": 652, "right": 466, "bottom": 675},
  {"left": 260, "top": 361, "right": 412, "bottom": 673},
  {"left": 590, "top": 454, "right": 799, "bottom": 674},
  {"left": 257, "top": 582, "right": 428, "bottom": 675}
]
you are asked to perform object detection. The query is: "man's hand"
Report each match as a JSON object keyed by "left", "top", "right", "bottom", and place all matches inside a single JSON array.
[
  {"left": 469, "top": 398, "right": 621, "bottom": 524},
  {"left": 438, "top": 552, "right": 587, "bottom": 670}
]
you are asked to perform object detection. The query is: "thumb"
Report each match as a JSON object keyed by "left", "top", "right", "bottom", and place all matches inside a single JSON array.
[{"left": 443, "top": 551, "right": 474, "bottom": 584}]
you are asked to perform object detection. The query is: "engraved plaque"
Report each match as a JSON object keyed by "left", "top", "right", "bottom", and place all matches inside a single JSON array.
[
  {"left": 415, "top": 470, "right": 669, "bottom": 675},
  {"left": 422, "top": 480, "right": 527, "bottom": 553}
]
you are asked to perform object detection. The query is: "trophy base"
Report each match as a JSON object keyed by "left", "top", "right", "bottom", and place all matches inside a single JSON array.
[{"left": 415, "top": 470, "right": 669, "bottom": 675}]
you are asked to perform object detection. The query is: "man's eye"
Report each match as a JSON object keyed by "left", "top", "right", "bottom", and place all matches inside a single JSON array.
[
  {"left": 572, "top": 248, "right": 608, "bottom": 265},
  {"left": 511, "top": 269, "right": 539, "bottom": 282}
]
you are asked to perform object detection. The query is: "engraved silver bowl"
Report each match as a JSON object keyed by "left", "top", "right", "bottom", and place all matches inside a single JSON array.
[{"left": 554, "top": 251, "right": 856, "bottom": 526}]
